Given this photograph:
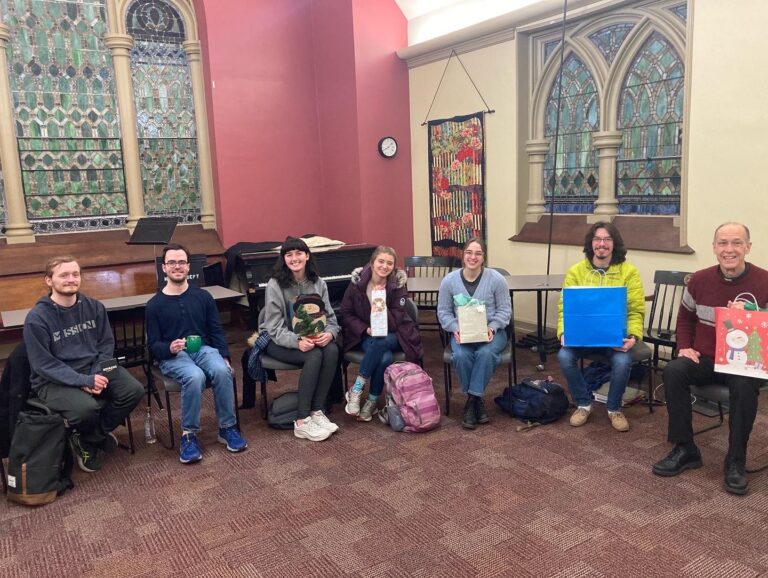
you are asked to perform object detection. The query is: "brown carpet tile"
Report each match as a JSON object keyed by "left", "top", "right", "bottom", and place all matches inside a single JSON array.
[{"left": 3, "top": 328, "right": 768, "bottom": 577}]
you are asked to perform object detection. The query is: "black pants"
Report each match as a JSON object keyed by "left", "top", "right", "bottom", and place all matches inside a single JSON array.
[
  {"left": 265, "top": 341, "right": 339, "bottom": 419},
  {"left": 664, "top": 355, "right": 761, "bottom": 461},
  {"left": 36, "top": 366, "right": 145, "bottom": 447}
]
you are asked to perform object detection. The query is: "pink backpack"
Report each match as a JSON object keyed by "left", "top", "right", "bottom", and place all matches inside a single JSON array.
[{"left": 384, "top": 362, "right": 441, "bottom": 432}]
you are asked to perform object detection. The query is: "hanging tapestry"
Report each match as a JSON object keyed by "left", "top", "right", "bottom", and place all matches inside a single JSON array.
[{"left": 428, "top": 112, "right": 486, "bottom": 261}]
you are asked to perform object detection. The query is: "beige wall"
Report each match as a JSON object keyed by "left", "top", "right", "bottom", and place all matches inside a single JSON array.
[{"left": 408, "top": 0, "right": 768, "bottom": 330}]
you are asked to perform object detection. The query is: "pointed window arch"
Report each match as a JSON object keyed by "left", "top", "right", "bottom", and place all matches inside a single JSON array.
[
  {"left": 127, "top": 0, "right": 200, "bottom": 222},
  {"left": 616, "top": 32, "right": 684, "bottom": 215},
  {"left": 543, "top": 53, "right": 600, "bottom": 213}
]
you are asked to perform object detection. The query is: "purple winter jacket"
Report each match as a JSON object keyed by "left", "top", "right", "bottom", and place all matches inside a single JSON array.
[{"left": 340, "top": 265, "right": 423, "bottom": 362}]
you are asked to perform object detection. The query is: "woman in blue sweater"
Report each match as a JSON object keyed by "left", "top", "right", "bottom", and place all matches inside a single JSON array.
[{"left": 437, "top": 237, "right": 511, "bottom": 429}]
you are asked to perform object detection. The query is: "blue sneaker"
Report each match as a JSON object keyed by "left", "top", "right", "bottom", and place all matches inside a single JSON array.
[
  {"left": 217, "top": 426, "right": 247, "bottom": 452},
  {"left": 179, "top": 432, "right": 202, "bottom": 464}
]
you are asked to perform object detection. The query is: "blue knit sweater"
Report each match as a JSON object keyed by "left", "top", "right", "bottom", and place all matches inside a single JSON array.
[
  {"left": 437, "top": 268, "right": 511, "bottom": 333},
  {"left": 146, "top": 287, "right": 229, "bottom": 361}
]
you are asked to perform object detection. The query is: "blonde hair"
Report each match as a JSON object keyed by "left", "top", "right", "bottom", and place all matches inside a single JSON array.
[
  {"left": 370, "top": 245, "right": 397, "bottom": 266},
  {"left": 44, "top": 255, "right": 78, "bottom": 278}
]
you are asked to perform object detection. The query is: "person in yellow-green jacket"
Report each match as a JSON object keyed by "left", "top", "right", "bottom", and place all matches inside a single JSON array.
[{"left": 557, "top": 222, "right": 645, "bottom": 432}]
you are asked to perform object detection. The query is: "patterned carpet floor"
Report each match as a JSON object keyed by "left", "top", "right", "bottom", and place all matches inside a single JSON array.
[{"left": 3, "top": 328, "right": 768, "bottom": 577}]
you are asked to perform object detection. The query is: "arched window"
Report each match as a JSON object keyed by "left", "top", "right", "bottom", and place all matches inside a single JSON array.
[
  {"left": 2, "top": 0, "right": 127, "bottom": 233},
  {"left": 543, "top": 53, "right": 599, "bottom": 213},
  {"left": 616, "top": 32, "right": 684, "bottom": 215},
  {"left": 127, "top": 0, "right": 200, "bottom": 222}
]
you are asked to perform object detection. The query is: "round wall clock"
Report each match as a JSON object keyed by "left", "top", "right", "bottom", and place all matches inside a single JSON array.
[{"left": 377, "top": 136, "right": 398, "bottom": 158}]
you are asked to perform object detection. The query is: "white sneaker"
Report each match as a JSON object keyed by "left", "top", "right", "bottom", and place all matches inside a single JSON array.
[
  {"left": 311, "top": 411, "right": 339, "bottom": 433},
  {"left": 345, "top": 389, "right": 363, "bottom": 415},
  {"left": 294, "top": 417, "right": 331, "bottom": 442}
]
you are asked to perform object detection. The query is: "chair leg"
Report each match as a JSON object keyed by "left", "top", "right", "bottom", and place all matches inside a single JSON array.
[
  {"left": 1, "top": 458, "right": 7, "bottom": 494},
  {"left": 124, "top": 416, "right": 135, "bottom": 454},
  {"left": 443, "top": 363, "right": 451, "bottom": 415},
  {"left": 164, "top": 391, "right": 176, "bottom": 450},
  {"left": 145, "top": 365, "right": 164, "bottom": 410},
  {"left": 232, "top": 375, "right": 241, "bottom": 430},
  {"left": 342, "top": 361, "right": 349, "bottom": 391},
  {"left": 693, "top": 401, "right": 725, "bottom": 435},
  {"left": 260, "top": 378, "right": 269, "bottom": 420}
]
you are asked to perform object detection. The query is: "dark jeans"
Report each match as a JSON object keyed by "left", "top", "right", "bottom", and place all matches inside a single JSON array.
[
  {"left": 358, "top": 333, "right": 402, "bottom": 396},
  {"left": 266, "top": 341, "right": 339, "bottom": 419},
  {"left": 664, "top": 355, "right": 762, "bottom": 460},
  {"left": 36, "top": 366, "right": 145, "bottom": 447}
]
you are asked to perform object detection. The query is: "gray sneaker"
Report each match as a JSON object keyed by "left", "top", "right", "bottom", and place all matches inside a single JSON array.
[
  {"left": 345, "top": 389, "right": 363, "bottom": 415},
  {"left": 357, "top": 400, "right": 377, "bottom": 422}
]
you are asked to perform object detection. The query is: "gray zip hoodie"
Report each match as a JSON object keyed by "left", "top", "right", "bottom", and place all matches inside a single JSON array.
[{"left": 23, "top": 293, "right": 115, "bottom": 390}]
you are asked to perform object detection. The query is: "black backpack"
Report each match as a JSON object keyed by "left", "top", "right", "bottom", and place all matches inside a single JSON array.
[
  {"left": 494, "top": 377, "right": 569, "bottom": 428},
  {"left": 7, "top": 401, "right": 74, "bottom": 506},
  {"left": 267, "top": 391, "right": 299, "bottom": 429}
]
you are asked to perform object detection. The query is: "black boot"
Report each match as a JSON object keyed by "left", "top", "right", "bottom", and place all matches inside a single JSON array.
[
  {"left": 723, "top": 455, "right": 748, "bottom": 495},
  {"left": 475, "top": 396, "right": 490, "bottom": 424},
  {"left": 652, "top": 444, "right": 702, "bottom": 477},
  {"left": 462, "top": 396, "right": 478, "bottom": 430}
]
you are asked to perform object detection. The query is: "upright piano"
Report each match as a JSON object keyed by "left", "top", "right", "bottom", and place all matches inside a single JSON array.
[{"left": 233, "top": 243, "right": 376, "bottom": 327}]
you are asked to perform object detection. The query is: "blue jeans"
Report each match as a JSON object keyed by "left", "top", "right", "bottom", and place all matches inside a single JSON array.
[
  {"left": 451, "top": 329, "right": 507, "bottom": 397},
  {"left": 557, "top": 346, "right": 632, "bottom": 411},
  {"left": 359, "top": 333, "right": 402, "bottom": 396},
  {"left": 159, "top": 345, "right": 236, "bottom": 433}
]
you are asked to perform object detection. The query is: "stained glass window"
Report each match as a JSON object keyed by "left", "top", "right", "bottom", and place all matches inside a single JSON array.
[
  {"left": 128, "top": 0, "right": 200, "bottom": 223},
  {"left": 670, "top": 3, "right": 687, "bottom": 23},
  {"left": 1, "top": 0, "right": 128, "bottom": 234},
  {"left": 616, "top": 32, "right": 684, "bottom": 215},
  {"left": 543, "top": 40, "right": 560, "bottom": 63},
  {"left": 588, "top": 23, "right": 634, "bottom": 65},
  {"left": 543, "top": 53, "right": 599, "bottom": 213}
]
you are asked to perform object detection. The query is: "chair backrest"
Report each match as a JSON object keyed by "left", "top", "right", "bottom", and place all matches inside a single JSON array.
[
  {"left": 404, "top": 298, "right": 419, "bottom": 327},
  {"left": 404, "top": 256, "right": 459, "bottom": 309},
  {"left": 646, "top": 270, "right": 692, "bottom": 342},
  {"left": 110, "top": 308, "right": 150, "bottom": 370}
]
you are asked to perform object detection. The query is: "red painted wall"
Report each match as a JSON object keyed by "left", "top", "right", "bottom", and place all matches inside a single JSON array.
[
  {"left": 195, "top": 0, "right": 413, "bottom": 261},
  {"left": 351, "top": 0, "right": 413, "bottom": 264}
]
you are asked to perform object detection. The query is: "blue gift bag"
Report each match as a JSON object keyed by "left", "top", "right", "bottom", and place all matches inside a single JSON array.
[{"left": 563, "top": 286, "right": 627, "bottom": 347}]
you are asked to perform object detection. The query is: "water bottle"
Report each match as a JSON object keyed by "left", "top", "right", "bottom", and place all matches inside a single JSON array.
[{"left": 144, "top": 406, "right": 157, "bottom": 444}]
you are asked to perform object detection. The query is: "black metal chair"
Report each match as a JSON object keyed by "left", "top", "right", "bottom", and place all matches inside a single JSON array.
[
  {"left": 439, "top": 318, "right": 516, "bottom": 416},
  {"left": 341, "top": 298, "right": 421, "bottom": 389},
  {"left": 404, "top": 256, "right": 458, "bottom": 330},
  {"left": 644, "top": 270, "right": 692, "bottom": 371},
  {"left": 691, "top": 381, "right": 768, "bottom": 473}
]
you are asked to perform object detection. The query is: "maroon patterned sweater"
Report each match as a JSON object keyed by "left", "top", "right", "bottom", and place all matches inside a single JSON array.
[{"left": 677, "top": 263, "right": 768, "bottom": 359}]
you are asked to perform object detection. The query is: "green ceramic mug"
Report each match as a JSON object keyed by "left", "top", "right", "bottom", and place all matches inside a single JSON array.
[{"left": 185, "top": 335, "right": 203, "bottom": 353}]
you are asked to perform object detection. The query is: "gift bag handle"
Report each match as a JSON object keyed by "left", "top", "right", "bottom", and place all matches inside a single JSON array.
[
  {"left": 733, "top": 292, "right": 759, "bottom": 307},
  {"left": 586, "top": 268, "right": 606, "bottom": 286}
]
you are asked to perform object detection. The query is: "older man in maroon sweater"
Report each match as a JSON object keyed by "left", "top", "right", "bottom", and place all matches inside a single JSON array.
[{"left": 652, "top": 223, "right": 768, "bottom": 494}]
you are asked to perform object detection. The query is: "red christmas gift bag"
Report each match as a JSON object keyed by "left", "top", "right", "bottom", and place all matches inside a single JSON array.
[{"left": 714, "top": 294, "right": 768, "bottom": 379}]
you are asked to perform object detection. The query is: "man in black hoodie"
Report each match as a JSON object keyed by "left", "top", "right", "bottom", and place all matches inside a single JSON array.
[{"left": 23, "top": 256, "right": 144, "bottom": 473}]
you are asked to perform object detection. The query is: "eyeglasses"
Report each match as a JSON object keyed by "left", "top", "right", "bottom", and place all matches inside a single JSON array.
[
  {"left": 164, "top": 260, "right": 189, "bottom": 267},
  {"left": 592, "top": 236, "right": 613, "bottom": 244},
  {"left": 464, "top": 251, "right": 484, "bottom": 258}
]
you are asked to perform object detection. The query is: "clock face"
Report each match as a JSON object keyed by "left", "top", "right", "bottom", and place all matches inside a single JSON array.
[{"left": 378, "top": 136, "right": 397, "bottom": 158}]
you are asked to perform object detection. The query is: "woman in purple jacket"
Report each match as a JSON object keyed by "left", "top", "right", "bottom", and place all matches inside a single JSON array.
[{"left": 340, "top": 246, "right": 423, "bottom": 421}]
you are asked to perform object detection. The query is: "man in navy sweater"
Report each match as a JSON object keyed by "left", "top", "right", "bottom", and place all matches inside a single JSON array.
[
  {"left": 146, "top": 244, "right": 246, "bottom": 463},
  {"left": 23, "top": 256, "right": 144, "bottom": 473},
  {"left": 652, "top": 223, "right": 768, "bottom": 494}
]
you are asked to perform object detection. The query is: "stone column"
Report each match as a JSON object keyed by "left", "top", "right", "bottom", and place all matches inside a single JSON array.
[
  {"left": 183, "top": 40, "right": 216, "bottom": 230},
  {"left": 104, "top": 33, "right": 145, "bottom": 232},
  {"left": 0, "top": 24, "right": 34, "bottom": 243},
  {"left": 525, "top": 139, "right": 551, "bottom": 222},
  {"left": 590, "top": 131, "right": 623, "bottom": 220}
]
